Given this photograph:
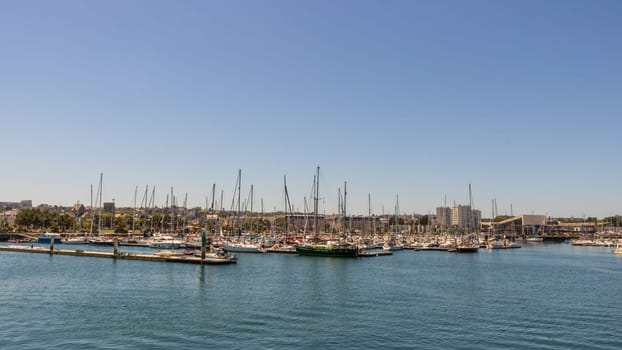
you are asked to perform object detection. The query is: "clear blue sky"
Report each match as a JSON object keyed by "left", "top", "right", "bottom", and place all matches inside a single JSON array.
[{"left": 1, "top": 0, "right": 621, "bottom": 218}]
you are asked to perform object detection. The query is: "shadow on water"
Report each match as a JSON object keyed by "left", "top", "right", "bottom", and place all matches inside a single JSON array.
[{"left": 198, "top": 264, "right": 205, "bottom": 284}]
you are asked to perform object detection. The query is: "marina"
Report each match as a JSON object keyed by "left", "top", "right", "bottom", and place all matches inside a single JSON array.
[{"left": 1, "top": 1, "right": 620, "bottom": 349}]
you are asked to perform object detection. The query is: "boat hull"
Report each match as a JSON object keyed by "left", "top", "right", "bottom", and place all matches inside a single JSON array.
[
  {"left": 295, "top": 244, "right": 358, "bottom": 257},
  {"left": 455, "top": 246, "right": 479, "bottom": 253},
  {"left": 383, "top": 245, "right": 404, "bottom": 251},
  {"left": 89, "top": 239, "right": 115, "bottom": 246},
  {"left": 38, "top": 237, "right": 61, "bottom": 244},
  {"left": 149, "top": 242, "right": 182, "bottom": 249},
  {"left": 202, "top": 256, "right": 238, "bottom": 264},
  {"left": 266, "top": 245, "right": 298, "bottom": 254},
  {"left": 63, "top": 240, "right": 88, "bottom": 245},
  {"left": 221, "top": 244, "right": 263, "bottom": 253}
]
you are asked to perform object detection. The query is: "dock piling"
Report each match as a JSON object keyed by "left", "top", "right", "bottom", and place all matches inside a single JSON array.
[
  {"left": 201, "top": 230, "right": 207, "bottom": 263},
  {"left": 113, "top": 237, "right": 119, "bottom": 257}
]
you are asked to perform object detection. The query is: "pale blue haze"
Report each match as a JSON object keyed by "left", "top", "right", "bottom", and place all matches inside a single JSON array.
[{"left": 1, "top": 1, "right": 621, "bottom": 217}]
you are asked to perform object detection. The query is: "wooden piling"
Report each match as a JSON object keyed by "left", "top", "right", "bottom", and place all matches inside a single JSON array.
[{"left": 113, "top": 237, "right": 119, "bottom": 257}]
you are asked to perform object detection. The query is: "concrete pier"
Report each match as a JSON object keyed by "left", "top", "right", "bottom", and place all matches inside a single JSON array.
[{"left": 0, "top": 245, "right": 236, "bottom": 265}]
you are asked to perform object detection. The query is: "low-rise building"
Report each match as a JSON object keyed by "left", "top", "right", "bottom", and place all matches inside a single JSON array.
[
  {"left": 0, "top": 209, "right": 18, "bottom": 225},
  {"left": 0, "top": 200, "right": 32, "bottom": 209}
]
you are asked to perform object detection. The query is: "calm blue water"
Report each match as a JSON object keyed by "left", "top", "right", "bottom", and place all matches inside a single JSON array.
[{"left": 1, "top": 243, "right": 621, "bottom": 349}]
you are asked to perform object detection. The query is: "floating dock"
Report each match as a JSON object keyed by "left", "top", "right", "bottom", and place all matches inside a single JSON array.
[{"left": 0, "top": 245, "right": 236, "bottom": 265}]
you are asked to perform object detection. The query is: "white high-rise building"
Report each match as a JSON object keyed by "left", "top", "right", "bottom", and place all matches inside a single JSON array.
[{"left": 451, "top": 205, "right": 481, "bottom": 230}]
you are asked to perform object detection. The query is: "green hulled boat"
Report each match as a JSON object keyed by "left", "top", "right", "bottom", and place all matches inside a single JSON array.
[
  {"left": 295, "top": 243, "right": 359, "bottom": 257},
  {"left": 295, "top": 167, "right": 359, "bottom": 257}
]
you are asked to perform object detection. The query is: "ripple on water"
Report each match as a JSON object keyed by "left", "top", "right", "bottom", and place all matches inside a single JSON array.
[{"left": 1, "top": 244, "right": 622, "bottom": 349}]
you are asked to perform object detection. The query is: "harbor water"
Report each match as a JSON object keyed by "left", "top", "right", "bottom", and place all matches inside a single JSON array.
[{"left": 1, "top": 243, "right": 621, "bottom": 349}]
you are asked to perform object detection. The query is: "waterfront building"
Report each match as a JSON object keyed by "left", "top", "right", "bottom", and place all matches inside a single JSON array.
[
  {"left": 37, "top": 204, "right": 61, "bottom": 213},
  {"left": 103, "top": 202, "right": 115, "bottom": 214},
  {"left": 450, "top": 205, "right": 481, "bottom": 230},
  {"left": 493, "top": 215, "right": 547, "bottom": 237},
  {"left": 0, "top": 200, "right": 32, "bottom": 209},
  {"left": 435, "top": 206, "right": 451, "bottom": 228},
  {"left": 0, "top": 209, "right": 18, "bottom": 225}
]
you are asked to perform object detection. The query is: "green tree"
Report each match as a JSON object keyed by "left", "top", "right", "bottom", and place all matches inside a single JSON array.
[
  {"left": 114, "top": 216, "right": 128, "bottom": 233},
  {"left": 15, "top": 208, "right": 44, "bottom": 229}
]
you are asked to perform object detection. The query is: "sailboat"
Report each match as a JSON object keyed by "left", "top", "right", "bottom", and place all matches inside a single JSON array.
[
  {"left": 455, "top": 184, "right": 479, "bottom": 253},
  {"left": 295, "top": 167, "right": 359, "bottom": 257},
  {"left": 268, "top": 175, "right": 297, "bottom": 253},
  {"left": 86, "top": 173, "right": 114, "bottom": 246},
  {"left": 383, "top": 195, "right": 404, "bottom": 251},
  {"left": 220, "top": 170, "right": 264, "bottom": 253}
]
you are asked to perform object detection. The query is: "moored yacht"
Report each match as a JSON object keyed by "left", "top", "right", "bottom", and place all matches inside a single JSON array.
[
  {"left": 295, "top": 241, "right": 359, "bottom": 257},
  {"left": 37, "top": 232, "right": 61, "bottom": 244},
  {"left": 63, "top": 236, "right": 88, "bottom": 245},
  {"left": 383, "top": 243, "right": 404, "bottom": 251},
  {"left": 266, "top": 243, "right": 297, "bottom": 253},
  {"left": 149, "top": 236, "right": 183, "bottom": 249},
  {"left": 221, "top": 241, "right": 264, "bottom": 253},
  {"left": 293, "top": 167, "right": 359, "bottom": 257}
]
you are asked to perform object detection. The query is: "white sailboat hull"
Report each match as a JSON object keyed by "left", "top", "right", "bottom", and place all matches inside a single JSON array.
[{"left": 221, "top": 243, "right": 264, "bottom": 253}]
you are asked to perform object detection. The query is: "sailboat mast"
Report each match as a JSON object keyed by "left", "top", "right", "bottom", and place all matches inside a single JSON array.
[
  {"left": 211, "top": 184, "right": 216, "bottom": 211},
  {"left": 237, "top": 169, "right": 241, "bottom": 216},
  {"left": 314, "top": 166, "right": 319, "bottom": 238},
  {"left": 250, "top": 184, "right": 254, "bottom": 233},
  {"left": 170, "top": 187, "right": 174, "bottom": 234},
  {"left": 183, "top": 193, "right": 188, "bottom": 235},
  {"left": 490, "top": 199, "right": 495, "bottom": 221},
  {"left": 149, "top": 186, "right": 156, "bottom": 233},
  {"left": 132, "top": 186, "right": 138, "bottom": 235},
  {"left": 89, "top": 183, "right": 94, "bottom": 236},
  {"left": 337, "top": 188, "right": 341, "bottom": 220},
  {"left": 163, "top": 194, "right": 169, "bottom": 233},
  {"left": 343, "top": 181, "right": 347, "bottom": 217},
  {"left": 367, "top": 193, "right": 371, "bottom": 236},
  {"left": 344, "top": 181, "right": 347, "bottom": 234},
  {"left": 98, "top": 173, "right": 103, "bottom": 234},
  {"left": 284, "top": 175, "right": 288, "bottom": 236},
  {"left": 302, "top": 196, "right": 308, "bottom": 235},
  {"left": 468, "top": 184, "right": 473, "bottom": 232},
  {"left": 140, "top": 185, "right": 148, "bottom": 233},
  {"left": 395, "top": 194, "right": 399, "bottom": 235}
]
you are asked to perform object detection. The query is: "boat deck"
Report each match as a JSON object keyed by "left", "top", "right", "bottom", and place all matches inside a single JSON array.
[{"left": 265, "top": 248, "right": 298, "bottom": 254}]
